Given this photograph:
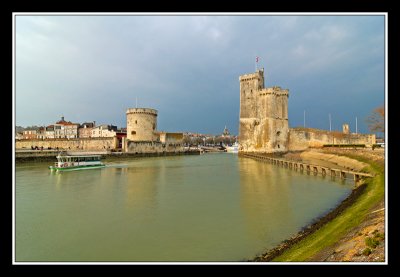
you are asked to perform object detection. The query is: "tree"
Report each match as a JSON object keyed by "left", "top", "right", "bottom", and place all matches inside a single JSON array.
[
  {"left": 193, "top": 137, "right": 204, "bottom": 146},
  {"left": 205, "top": 137, "right": 214, "bottom": 146},
  {"left": 183, "top": 135, "right": 191, "bottom": 146},
  {"left": 214, "top": 136, "right": 223, "bottom": 144},
  {"left": 366, "top": 105, "right": 384, "bottom": 134}
]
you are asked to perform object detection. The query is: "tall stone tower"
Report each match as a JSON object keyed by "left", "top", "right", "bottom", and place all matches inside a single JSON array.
[
  {"left": 126, "top": 108, "right": 158, "bottom": 141},
  {"left": 342, "top": 124, "right": 350, "bottom": 134},
  {"left": 238, "top": 68, "right": 289, "bottom": 153}
]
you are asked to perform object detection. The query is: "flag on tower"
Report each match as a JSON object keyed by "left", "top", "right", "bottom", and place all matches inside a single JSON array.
[{"left": 256, "top": 56, "right": 259, "bottom": 63}]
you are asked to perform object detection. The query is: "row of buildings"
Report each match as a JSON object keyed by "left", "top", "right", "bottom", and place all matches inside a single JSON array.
[
  {"left": 182, "top": 126, "right": 237, "bottom": 146},
  {"left": 17, "top": 117, "right": 126, "bottom": 140},
  {"left": 16, "top": 108, "right": 238, "bottom": 154}
]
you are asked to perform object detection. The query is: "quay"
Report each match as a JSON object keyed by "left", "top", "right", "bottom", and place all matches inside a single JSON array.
[
  {"left": 240, "top": 152, "right": 374, "bottom": 182},
  {"left": 15, "top": 149, "right": 201, "bottom": 162}
]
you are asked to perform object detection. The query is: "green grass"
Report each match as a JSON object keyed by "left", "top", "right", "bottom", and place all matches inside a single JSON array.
[
  {"left": 362, "top": 248, "right": 372, "bottom": 256},
  {"left": 272, "top": 153, "right": 384, "bottom": 262},
  {"left": 365, "top": 237, "right": 380, "bottom": 249}
]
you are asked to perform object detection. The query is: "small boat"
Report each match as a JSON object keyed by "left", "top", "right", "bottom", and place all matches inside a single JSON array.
[
  {"left": 49, "top": 153, "right": 106, "bottom": 172},
  {"left": 225, "top": 142, "right": 239, "bottom": 153}
]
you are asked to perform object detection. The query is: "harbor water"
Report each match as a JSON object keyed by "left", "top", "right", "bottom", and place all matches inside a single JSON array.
[{"left": 15, "top": 153, "right": 353, "bottom": 262}]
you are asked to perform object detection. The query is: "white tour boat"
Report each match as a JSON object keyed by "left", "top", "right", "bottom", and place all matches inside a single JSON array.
[
  {"left": 49, "top": 153, "right": 106, "bottom": 172},
  {"left": 225, "top": 142, "right": 239, "bottom": 153}
]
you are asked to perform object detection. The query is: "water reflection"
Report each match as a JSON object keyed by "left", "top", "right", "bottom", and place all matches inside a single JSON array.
[
  {"left": 238, "top": 158, "right": 293, "bottom": 244},
  {"left": 122, "top": 165, "right": 158, "bottom": 211},
  {"left": 238, "top": 156, "right": 352, "bottom": 250},
  {"left": 16, "top": 155, "right": 352, "bottom": 261}
]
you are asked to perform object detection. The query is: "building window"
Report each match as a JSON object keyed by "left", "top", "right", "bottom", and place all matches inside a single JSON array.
[
  {"left": 135, "top": 120, "right": 137, "bottom": 124},
  {"left": 131, "top": 131, "right": 136, "bottom": 135},
  {"left": 276, "top": 131, "right": 281, "bottom": 136}
]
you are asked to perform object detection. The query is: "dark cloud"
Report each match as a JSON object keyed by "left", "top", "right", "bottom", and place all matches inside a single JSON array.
[{"left": 15, "top": 15, "right": 384, "bottom": 135}]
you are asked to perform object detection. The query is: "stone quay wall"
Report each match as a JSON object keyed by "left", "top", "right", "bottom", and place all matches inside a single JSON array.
[
  {"left": 288, "top": 128, "right": 376, "bottom": 151},
  {"left": 127, "top": 140, "right": 184, "bottom": 154},
  {"left": 15, "top": 137, "right": 118, "bottom": 150}
]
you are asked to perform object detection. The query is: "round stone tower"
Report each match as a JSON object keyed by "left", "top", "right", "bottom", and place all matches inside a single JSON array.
[{"left": 126, "top": 108, "right": 158, "bottom": 141}]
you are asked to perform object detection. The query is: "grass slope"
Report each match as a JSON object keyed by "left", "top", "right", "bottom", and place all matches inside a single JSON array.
[{"left": 273, "top": 153, "right": 384, "bottom": 262}]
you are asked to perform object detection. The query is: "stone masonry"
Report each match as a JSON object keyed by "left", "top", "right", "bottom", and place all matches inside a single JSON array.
[
  {"left": 126, "top": 108, "right": 158, "bottom": 142},
  {"left": 239, "top": 68, "right": 289, "bottom": 153},
  {"left": 125, "top": 107, "right": 184, "bottom": 154},
  {"left": 238, "top": 69, "right": 375, "bottom": 153},
  {"left": 15, "top": 137, "right": 118, "bottom": 150}
]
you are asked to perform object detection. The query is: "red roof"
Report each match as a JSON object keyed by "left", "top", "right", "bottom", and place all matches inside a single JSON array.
[{"left": 56, "top": 121, "right": 79, "bottom": 126}]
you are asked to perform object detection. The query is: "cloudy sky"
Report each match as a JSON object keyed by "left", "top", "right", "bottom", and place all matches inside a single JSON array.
[{"left": 15, "top": 14, "right": 385, "bottom": 135}]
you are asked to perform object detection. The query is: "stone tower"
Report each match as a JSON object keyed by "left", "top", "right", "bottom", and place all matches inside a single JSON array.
[
  {"left": 238, "top": 69, "right": 289, "bottom": 153},
  {"left": 126, "top": 108, "right": 158, "bottom": 141},
  {"left": 342, "top": 123, "right": 350, "bottom": 134}
]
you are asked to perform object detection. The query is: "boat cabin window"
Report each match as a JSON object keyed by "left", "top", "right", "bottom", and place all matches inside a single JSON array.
[{"left": 58, "top": 156, "right": 100, "bottom": 163}]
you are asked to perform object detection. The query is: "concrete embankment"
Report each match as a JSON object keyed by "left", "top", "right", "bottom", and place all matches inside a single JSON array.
[
  {"left": 296, "top": 150, "right": 367, "bottom": 171},
  {"left": 15, "top": 149, "right": 201, "bottom": 163}
]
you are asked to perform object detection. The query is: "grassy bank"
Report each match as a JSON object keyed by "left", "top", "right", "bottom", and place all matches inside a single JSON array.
[{"left": 272, "top": 152, "right": 384, "bottom": 262}]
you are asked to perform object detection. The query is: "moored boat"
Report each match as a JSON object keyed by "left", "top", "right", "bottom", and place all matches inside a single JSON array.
[
  {"left": 225, "top": 142, "right": 238, "bottom": 153},
  {"left": 49, "top": 153, "right": 106, "bottom": 171}
]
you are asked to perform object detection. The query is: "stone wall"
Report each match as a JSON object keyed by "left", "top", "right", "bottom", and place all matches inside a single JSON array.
[
  {"left": 78, "top": 127, "right": 93, "bottom": 138},
  {"left": 127, "top": 141, "right": 184, "bottom": 154},
  {"left": 159, "top": 132, "right": 184, "bottom": 144},
  {"left": 15, "top": 137, "right": 118, "bottom": 150},
  {"left": 288, "top": 128, "right": 376, "bottom": 151}
]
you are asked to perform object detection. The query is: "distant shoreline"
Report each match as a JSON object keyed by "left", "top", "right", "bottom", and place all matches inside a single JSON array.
[{"left": 14, "top": 149, "right": 200, "bottom": 163}]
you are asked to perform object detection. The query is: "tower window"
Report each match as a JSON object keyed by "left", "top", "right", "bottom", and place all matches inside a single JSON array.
[
  {"left": 278, "top": 144, "right": 280, "bottom": 148},
  {"left": 131, "top": 131, "right": 136, "bottom": 135},
  {"left": 276, "top": 131, "right": 281, "bottom": 136},
  {"left": 135, "top": 120, "right": 137, "bottom": 124}
]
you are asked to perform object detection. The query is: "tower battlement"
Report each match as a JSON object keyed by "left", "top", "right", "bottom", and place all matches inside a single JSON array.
[
  {"left": 259, "top": 87, "right": 289, "bottom": 96},
  {"left": 126, "top": 108, "right": 158, "bottom": 116},
  {"left": 239, "top": 68, "right": 264, "bottom": 81}
]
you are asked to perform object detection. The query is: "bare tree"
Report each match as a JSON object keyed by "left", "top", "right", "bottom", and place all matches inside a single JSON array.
[
  {"left": 183, "top": 135, "right": 191, "bottom": 146},
  {"left": 205, "top": 137, "right": 214, "bottom": 146},
  {"left": 190, "top": 137, "right": 203, "bottom": 146},
  {"left": 366, "top": 105, "right": 384, "bottom": 133}
]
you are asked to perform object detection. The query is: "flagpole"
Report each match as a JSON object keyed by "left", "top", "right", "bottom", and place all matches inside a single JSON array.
[
  {"left": 356, "top": 117, "right": 358, "bottom": 134},
  {"left": 329, "top": 113, "right": 331, "bottom": 131}
]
